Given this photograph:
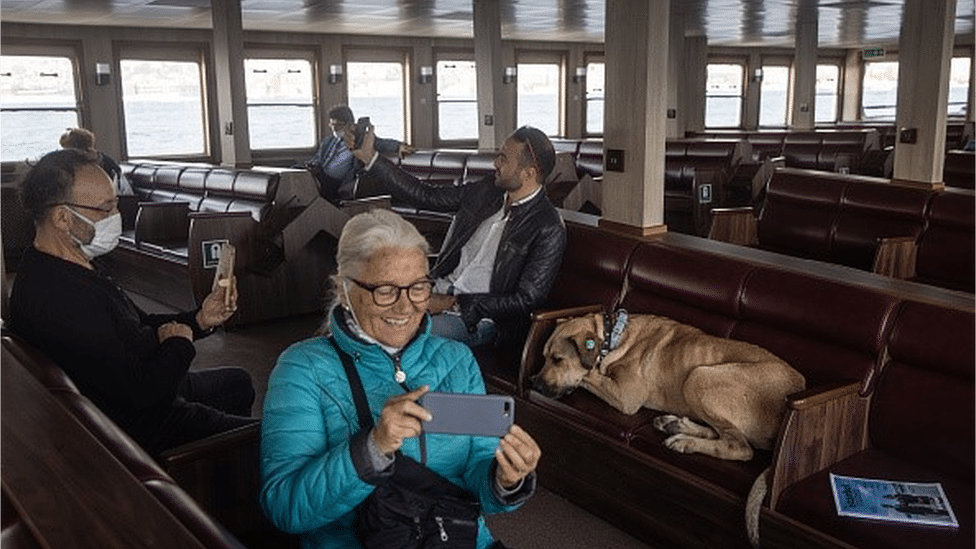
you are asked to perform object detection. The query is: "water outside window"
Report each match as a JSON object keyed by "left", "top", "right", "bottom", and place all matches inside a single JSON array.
[
  {"left": 705, "top": 63, "right": 743, "bottom": 128},
  {"left": 436, "top": 60, "right": 478, "bottom": 141},
  {"left": 585, "top": 62, "right": 604, "bottom": 136},
  {"left": 948, "top": 57, "right": 971, "bottom": 118},
  {"left": 1, "top": 55, "right": 80, "bottom": 162},
  {"left": 517, "top": 63, "right": 560, "bottom": 136},
  {"left": 862, "top": 61, "right": 898, "bottom": 120},
  {"left": 121, "top": 59, "right": 206, "bottom": 157},
  {"left": 245, "top": 58, "right": 315, "bottom": 150},
  {"left": 347, "top": 62, "right": 405, "bottom": 143},
  {"left": 815, "top": 64, "right": 840, "bottom": 123},
  {"left": 759, "top": 66, "right": 790, "bottom": 127}
]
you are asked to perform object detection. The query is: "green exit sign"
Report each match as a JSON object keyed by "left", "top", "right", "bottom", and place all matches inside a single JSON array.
[{"left": 863, "top": 47, "right": 886, "bottom": 59}]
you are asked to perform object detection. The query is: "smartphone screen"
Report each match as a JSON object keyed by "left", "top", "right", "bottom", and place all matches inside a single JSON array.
[{"left": 420, "top": 392, "right": 514, "bottom": 437}]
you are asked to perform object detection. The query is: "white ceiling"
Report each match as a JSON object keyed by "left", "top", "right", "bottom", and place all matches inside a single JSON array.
[{"left": 1, "top": 0, "right": 973, "bottom": 48}]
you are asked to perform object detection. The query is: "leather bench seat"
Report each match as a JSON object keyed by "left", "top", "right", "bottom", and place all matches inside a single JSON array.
[
  {"left": 493, "top": 219, "right": 973, "bottom": 549},
  {"left": 943, "top": 150, "right": 975, "bottom": 189},
  {"left": 2, "top": 332, "right": 288, "bottom": 549},
  {"left": 774, "top": 301, "right": 974, "bottom": 549},
  {"left": 913, "top": 188, "right": 975, "bottom": 292},
  {"left": 112, "top": 161, "right": 338, "bottom": 325},
  {"left": 777, "top": 450, "right": 974, "bottom": 549},
  {"left": 718, "top": 167, "right": 975, "bottom": 292}
]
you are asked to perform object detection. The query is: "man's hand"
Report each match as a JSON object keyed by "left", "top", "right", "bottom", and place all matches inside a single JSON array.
[
  {"left": 426, "top": 293, "right": 456, "bottom": 315},
  {"left": 494, "top": 425, "right": 542, "bottom": 489},
  {"left": 196, "top": 275, "right": 238, "bottom": 330},
  {"left": 372, "top": 385, "right": 431, "bottom": 455},
  {"left": 346, "top": 122, "right": 377, "bottom": 164},
  {"left": 397, "top": 143, "right": 416, "bottom": 159},
  {"left": 158, "top": 321, "right": 193, "bottom": 343}
]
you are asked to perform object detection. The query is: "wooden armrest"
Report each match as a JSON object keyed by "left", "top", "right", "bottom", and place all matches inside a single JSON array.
[
  {"left": 872, "top": 235, "right": 918, "bottom": 279},
  {"left": 786, "top": 381, "right": 862, "bottom": 410},
  {"left": 134, "top": 201, "right": 190, "bottom": 246},
  {"left": 158, "top": 422, "right": 261, "bottom": 469},
  {"left": 340, "top": 195, "right": 393, "bottom": 217},
  {"left": 707, "top": 207, "right": 758, "bottom": 246},
  {"left": 769, "top": 381, "right": 869, "bottom": 510},
  {"left": 530, "top": 303, "right": 605, "bottom": 322},
  {"left": 158, "top": 421, "right": 267, "bottom": 537}
]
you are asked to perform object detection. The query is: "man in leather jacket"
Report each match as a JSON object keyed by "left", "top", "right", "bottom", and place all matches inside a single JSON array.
[{"left": 349, "top": 125, "right": 567, "bottom": 347}]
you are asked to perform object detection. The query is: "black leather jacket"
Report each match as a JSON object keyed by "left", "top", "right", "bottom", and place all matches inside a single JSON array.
[{"left": 368, "top": 156, "right": 567, "bottom": 342}]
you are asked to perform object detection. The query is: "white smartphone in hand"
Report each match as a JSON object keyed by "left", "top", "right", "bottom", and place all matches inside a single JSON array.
[{"left": 420, "top": 392, "right": 515, "bottom": 438}]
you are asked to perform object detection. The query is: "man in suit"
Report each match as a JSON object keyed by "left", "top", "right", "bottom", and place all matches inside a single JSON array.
[{"left": 305, "top": 105, "right": 413, "bottom": 204}]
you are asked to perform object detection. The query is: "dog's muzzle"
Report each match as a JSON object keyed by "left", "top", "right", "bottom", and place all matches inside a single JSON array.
[{"left": 530, "top": 373, "right": 575, "bottom": 399}]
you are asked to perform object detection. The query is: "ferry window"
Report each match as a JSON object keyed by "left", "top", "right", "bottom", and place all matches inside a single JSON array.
[
  {"left": 862, "top": 61, "right": 898, "bottom": 121},
  {"left": 758, "top": 65, "right": 790, "bottom": 127},
  {"left": 0, "top": 55, "right": 79, "bottom": 162},
  {"left": 120, "top": 59, "right": 206, "bottom": 157},
  {"left": 517, "top": 63, "right": 561, "bottom": 136},
  {"left": 948, "top": 57, "right": 971, "bottom": 118},
  {"left": 705, "top": 63, "right": 744, "bottom": 128},
  {"left": 585, "top": 61, "right": 605, "bottom": 136},
  {"left": 347, "top": 62, "right": 406, "bottom": 142},
  {"left": 244, "top": 58, "right": 315, "bottom": 150},
  {"left": 815, "top": 64, "right": 840, "bottom": 123},
  {"left": 436, "top": 60, "right": 477, "bottom": 141}
]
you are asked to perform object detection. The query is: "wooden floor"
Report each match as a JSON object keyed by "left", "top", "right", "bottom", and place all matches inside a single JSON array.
[{"left": 132, "top": 293, "right": 659, "bottom": 549}]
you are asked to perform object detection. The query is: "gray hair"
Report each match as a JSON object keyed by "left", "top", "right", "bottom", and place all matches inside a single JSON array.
[
  {"left": 320, "top": 209, "right": 430, "bottom": 333},
  {"left": 336, "top": 209, "right": 430, "bottom": 279}
]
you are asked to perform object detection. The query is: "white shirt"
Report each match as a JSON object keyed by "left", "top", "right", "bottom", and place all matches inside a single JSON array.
[{"left": 436, "top": 186, "right": 543, "bottom": 295}]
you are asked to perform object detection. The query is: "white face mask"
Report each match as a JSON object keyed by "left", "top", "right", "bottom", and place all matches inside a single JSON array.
[{"left": 66, "top": 206, "right": 122, "bottom": 259}]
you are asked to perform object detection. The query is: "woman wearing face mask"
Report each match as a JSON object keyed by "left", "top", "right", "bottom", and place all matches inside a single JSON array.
[
  {"left": 260, "top": 209, "right": 540, "bottom": 549},
  {"left": 8, "top": 148, "right": 258, "bottom": 456}
]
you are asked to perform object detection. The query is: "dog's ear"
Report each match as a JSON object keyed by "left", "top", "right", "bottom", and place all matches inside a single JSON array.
[{"left": 569, "top": 330, "right": 601, "bottom": 370}]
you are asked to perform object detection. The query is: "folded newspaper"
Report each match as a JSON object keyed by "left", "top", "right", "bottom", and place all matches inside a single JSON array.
[{"left": 830, "top": 473, "right": 959, "bottom": 527}]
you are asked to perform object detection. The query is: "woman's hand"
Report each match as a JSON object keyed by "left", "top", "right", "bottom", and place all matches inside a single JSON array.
[
  {"left": 196, "top": 275, "right": 238, "bottom": 330},
  {"left": 372, "top": 385, "right": 431, "bottom": 456},
  {"left": 494, "top": 425, "right": 541, "bottom": 489}
]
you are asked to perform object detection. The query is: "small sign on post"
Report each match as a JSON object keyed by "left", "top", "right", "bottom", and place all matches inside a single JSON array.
[
  {"left": 863, "top": 47, "right": 886, "bottom": 59},
  {"left": 202, "top": 239, "right": 230, "bottom": 269}
]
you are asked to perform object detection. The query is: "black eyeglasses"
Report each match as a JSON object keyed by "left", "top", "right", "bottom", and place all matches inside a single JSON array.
[
  {"left": 347, "top": 277, "right": 433, "bottom": 306},
  {"left": 61, "top": 200, "right": 119, "bottom": 214}
]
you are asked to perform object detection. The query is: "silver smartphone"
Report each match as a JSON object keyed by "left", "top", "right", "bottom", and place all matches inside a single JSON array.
[{"left": 420, "top": 392, "right": 514, "bottom": 438}]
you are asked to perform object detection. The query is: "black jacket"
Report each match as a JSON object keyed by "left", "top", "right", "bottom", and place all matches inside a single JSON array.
[
  {"left": 369, "top": 155, "right": 567, "bottom": 343},
  {"left": 8, "top": 247, "right": 210, "bottom": 447}
]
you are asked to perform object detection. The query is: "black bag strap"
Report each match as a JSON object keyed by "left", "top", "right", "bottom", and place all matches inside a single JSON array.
[
  {"left": 329, "top": 336, "right": 374, "bottom": 431},
  {"left": 328, "top": 335, "right": 429, "bottom": 464}
]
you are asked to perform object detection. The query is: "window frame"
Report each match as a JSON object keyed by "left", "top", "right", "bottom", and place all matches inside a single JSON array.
[
  {"left": 705, "top": 58, "right": 747, "bottom": 129},
  {"left": 757, "top": 57, "right": 792, "bottom": 129},
  {"left": 1, "top": 42, "right": 84, "bottom": 162},
  {"left": 814, "top": 59, "right": 843, "bottom": 125},
  {"left": 860, "top": 57, "right": 899, "bottom": 122},
  {"left": 343, "top": 48, "right": 411, "bottom": 144},
  {"left": 515, "top": 49, "right": 567, "bottom": 137},
  {"left": 947, "top": 54, "right": 972, "bottom": 119},
  {"left": 583, "top": 53, "right": 605, "bottom": 138},
  {"left": 116, "top": 43, "right": 211, "bottom": 160},
  {"left": 243, "top": 46, "right": 319, "bottom": 157},
  {"left": 433, "top": 49, "right": 478, "bottom": 148}
]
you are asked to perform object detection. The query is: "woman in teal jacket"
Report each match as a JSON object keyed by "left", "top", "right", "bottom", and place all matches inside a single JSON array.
[{"left": 260, "top": 209, "right": 540, "bottom": 549}]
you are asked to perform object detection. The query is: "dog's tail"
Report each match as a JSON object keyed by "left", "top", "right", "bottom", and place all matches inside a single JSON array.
[{"left": 745, "top": 466, "right": 770, "bottom": 548}]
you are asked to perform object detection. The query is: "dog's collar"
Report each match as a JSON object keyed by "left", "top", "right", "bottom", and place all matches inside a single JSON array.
[{"left": 599, "top": 309, "right": 629, "bottom": 360}]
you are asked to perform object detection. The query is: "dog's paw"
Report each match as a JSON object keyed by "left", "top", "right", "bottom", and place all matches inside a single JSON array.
[
  {"left": 663, "top": 434, "right": 700, "bottom": 454},
  {"left": 652, "top": 414, "right": 682, "bottom": 434}
]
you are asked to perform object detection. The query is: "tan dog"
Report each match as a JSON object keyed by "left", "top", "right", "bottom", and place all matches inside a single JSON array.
[{"left": 533, "top": 312, "right": 805, "bottom": 461}]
